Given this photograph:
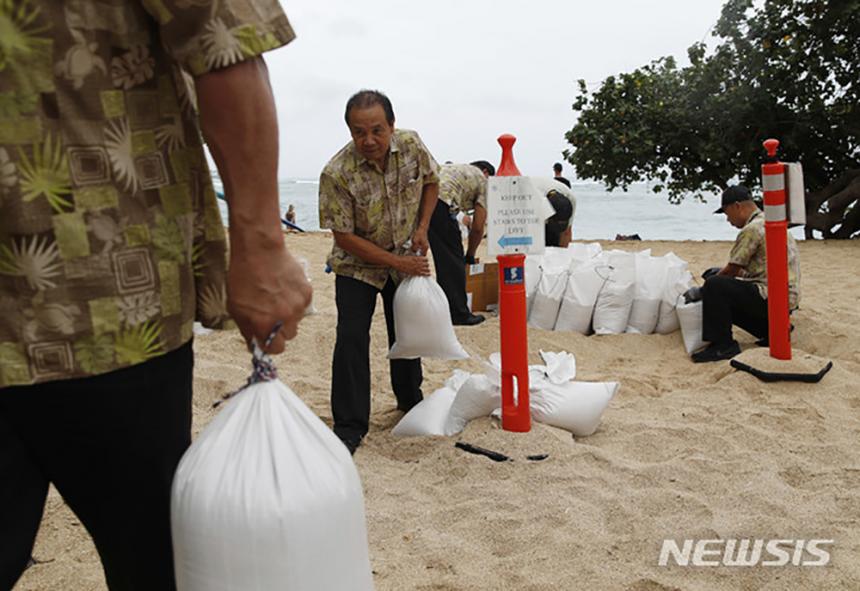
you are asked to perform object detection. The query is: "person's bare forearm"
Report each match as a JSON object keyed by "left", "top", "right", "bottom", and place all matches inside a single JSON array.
[
  {"left": 719, "top": 263, "right": 745, "bottom": 277},
  {"left": 194, "top": 57, "right": 311, "bottom": 350},
  {"left": 466, "top": 205, "right": 486, "bottom": 258},
  {"left": 196, "top": 58, "right": 282, "bottom": 249},
  {"left": 333, "top": 232, "right": 430, "bottom": 276},
  {"left": 333, "top": 231, "right": 399, "bottom": 268}
]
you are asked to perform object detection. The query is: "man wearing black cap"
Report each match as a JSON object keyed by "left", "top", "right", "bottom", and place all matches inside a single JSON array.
[{"left": 689, "top": 185, "right": 800, "bottom": 363}]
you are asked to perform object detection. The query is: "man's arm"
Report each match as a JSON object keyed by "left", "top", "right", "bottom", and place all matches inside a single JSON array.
[
  {"left": 466, "top": 204, "right": 486, "bottom": 261},
  {"left": 718, "top": 263, "right": 745, "bottom": 277},
  {"left": 332, "top": 232, "right": 430, "bottom": 276},
  {"left": 195, "top": 57, "right": 311, "bottom": 353},
  {"left": 411, "top": 182, "right": 438, "bottom": 254}
]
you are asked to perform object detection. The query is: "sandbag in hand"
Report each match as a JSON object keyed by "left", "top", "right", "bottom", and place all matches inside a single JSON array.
[{"left": 682, "top": 286, "right": 703, "bottom": 304}]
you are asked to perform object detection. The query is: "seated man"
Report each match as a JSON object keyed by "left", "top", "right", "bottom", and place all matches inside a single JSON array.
[{"left": 691, "top": 185, "right": 801, "bottom": 363}]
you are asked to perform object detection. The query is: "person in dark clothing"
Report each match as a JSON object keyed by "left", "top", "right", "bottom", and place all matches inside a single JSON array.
[{"left": 553, "top": 162, "right": 571, "bottom": 188}]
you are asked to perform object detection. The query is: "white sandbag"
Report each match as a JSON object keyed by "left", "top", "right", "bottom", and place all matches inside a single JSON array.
[
  {"left": 538, "top": 350, "right": 577, "bottom": 383},
  {"left": 444, "top": 375, "right": 501, "bottom": 435},
  {"left": 626, "top": 254, "right": 667, "bottom": 334},
  {"left": 567, "top": 242, "right": 602, "bottom": 264},
  {"left": 297, "top": 256, "right": 317, "bottom": 316},
  {"left": 388, "top": 275, "right": 468, "bottom": 360},
  {"left": 655, "top": 253, "right": 692, "bottom": 334},
  {"left": 529, "top": 267, "right": 568, "bottom": 330},
  {"left": 677, "top": 299, "right": 706, "bottom": 354},
  {"left": 172, "top": 370, "right": 373, "bottom": 591},
  {"left": 391, "top": 387, "right": 457, "bottom": 437},
  {"left": 525, "top": 254, "right": 543, "bottom": 316},
  {"left": 592, "top": 279, "right": 635, "bottom": 335},
  {"left": 530, "top": 381, "right": 619, "bottom": 437},
  {"left": 554, "top": 263, "right": 606, "bottom": 333}
]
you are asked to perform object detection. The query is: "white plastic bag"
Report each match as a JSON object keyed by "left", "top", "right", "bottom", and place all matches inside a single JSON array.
[
  {"left": 530, "top": 381, "right": 619, "bottom": 436},
  {"left": 655, "top": 253, "right": 692, "bottom": 335},
  {"left": 388, "top": 275, "right": 468, "bottom": 360},
  {"left": 677, "top": 299, "right": 706, "bottom": 354},
  {"left": 529, "top": 248, "right": 572, "bottom": 330},
  {"left": 554, "top": 262, "right": 605, "bottom": 333},
  {"left": 626, "top": 253, "right": 667, "bottom": 334},
  {"left": 391, "top": 386, "right": 457, "bottom": 437},
  {"left": 297, "top": 256, "right": 317, "bottom": 316},
  {"left": 444, "top": 375, "right": 501, "bottom": 435},
  {"left": 171, "top": 357, "right": 374, "bottom": 591},
  {"left": 524, "top": 254, "right": 543, "bottom": 317}
]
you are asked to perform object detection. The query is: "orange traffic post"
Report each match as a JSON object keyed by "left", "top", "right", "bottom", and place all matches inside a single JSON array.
[
  {"left": 496, "top": 134, "right": 530, "bottom": 432},
  {"left": 761, "top": 139, "right": 792, "bottom": 360}
]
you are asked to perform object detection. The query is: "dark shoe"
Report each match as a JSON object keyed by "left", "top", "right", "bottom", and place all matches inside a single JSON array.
[
  {"left": 452, "top": 313, "right": 485, "bottom": 326},
  {"left": 340, "top": 435, "right": 362, "bottom": 455},
  {"left": 691, "top": 340, "right": 741, "bottom": 363}
]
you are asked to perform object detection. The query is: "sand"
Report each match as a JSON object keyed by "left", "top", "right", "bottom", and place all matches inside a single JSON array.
[{"left": 16, "top": 235, "right": 860, "bottom": 590}]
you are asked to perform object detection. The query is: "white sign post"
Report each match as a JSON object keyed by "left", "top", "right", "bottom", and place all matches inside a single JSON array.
[{"left": 487, "top": 176, "right": 550, "bottom": 257}]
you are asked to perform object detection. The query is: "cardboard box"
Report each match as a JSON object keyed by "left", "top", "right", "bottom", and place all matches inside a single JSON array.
[{"left": 465, "top": 262, "right": 499, "bottom": 312}]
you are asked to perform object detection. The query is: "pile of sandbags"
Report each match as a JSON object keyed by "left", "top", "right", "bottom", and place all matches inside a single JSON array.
[
  {"left": 525, "top": 243, "right": 696, "bottom": 337},
  {"left": 392, "top": 352, "right": 618, "bottom": 438}
]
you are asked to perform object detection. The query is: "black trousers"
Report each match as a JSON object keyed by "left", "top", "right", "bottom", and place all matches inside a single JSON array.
[
  {"left": 428, "top": 200, "right": 471, "bottom": 322},
  {"left": 332, "top": 275, "right": 422, "bottom": 441},
  {"left": 0, "top": 342, "right": 193, "bottom": 591},
  {"left": 702, "top": 275, "right": 769, "bottom": 346}
]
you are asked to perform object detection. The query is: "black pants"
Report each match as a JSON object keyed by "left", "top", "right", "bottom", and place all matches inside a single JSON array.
[
  {"left": 702, "top": 275, "right": 769, "bottom": 346},
  {"left": 0, "top": 342, "right": 193, "bottom": 591},
  {"left": 428, "top": 200, "right": 471, "bottom": 322},
  {"left": 332, "top": 275, "right": 422, "bottom": 441}
]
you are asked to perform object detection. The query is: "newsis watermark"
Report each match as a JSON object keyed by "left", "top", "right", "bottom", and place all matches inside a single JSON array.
[{"left": 658, "top": 539, "right": 834, "bottom": 567}]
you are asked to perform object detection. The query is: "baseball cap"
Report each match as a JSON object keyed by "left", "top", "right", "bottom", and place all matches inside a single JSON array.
[{"left": 714, "top": 185, "right": 752, "bottom": 214}]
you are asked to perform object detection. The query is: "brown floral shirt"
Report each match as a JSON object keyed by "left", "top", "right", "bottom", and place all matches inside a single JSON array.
[
  {"left": 439, "top": 163, "right": 486, "bottom": 213},
  {"left": 318, "top": 129, "right": 440, "bottom": 290},
  {"left": 729, "top": 209, "right": 801, "bottom": 309},
  {"left": 0, "top": 1, "right": 294, "bottom": 388}
]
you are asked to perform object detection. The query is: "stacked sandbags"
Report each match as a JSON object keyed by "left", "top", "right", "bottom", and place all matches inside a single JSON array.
[
  {"left": 525, "top": 243, "right": 696, "bottom": 342},
  {"left": 592, "top": 250, "right": 638, "bottom": 335},
  {"left": 529, "top": 247, "right": 573, "bottom": 330}
]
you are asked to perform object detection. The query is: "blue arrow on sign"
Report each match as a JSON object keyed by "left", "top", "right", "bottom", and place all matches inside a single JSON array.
[{"left": 498, "top": 235, "right": 533, "bottom": 249}]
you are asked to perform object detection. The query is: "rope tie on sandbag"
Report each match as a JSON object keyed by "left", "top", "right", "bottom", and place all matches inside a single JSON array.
[{"left": 213, "top": 322, "right": 282, "bottom": 408}]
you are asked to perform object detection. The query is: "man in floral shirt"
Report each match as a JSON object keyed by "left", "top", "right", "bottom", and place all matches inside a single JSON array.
[
  {"left": 0, "top": 2, "right": 311, "bottom": 588},
  {"left": 319, "top": 90, "right": 439, "bottom": 455},
  {"left": 692, "top": 185, "right": 800, "bottom": 363},
  {"left": 429, "top": 162, "right": 492, "bottom": 326}
]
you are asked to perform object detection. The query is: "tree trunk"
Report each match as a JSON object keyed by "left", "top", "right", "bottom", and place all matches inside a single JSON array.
[{"left": 804, "top": 169, "right": 860, "bottom": 239}]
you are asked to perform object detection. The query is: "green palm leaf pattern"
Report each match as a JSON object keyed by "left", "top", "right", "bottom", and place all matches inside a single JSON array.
[
  {"left": 190, "top": 240, "right": 205, "bottom": 277},
  {"left": 0, "top": 0, "right": 51, "bottom": 71},
  {"left": 17, "top": 133, "right": 72, "bottom": 212},
  {"left": 74, "top": 333, "right": 115, "bottom": 374},
  {"left": 115, "top": 320, "right": 163, "bottom": 365},
  {"left": 152, "top": 215, "right": 186, "bottom": 263},
  {"left": 0, "top": 235, "right": 62, "bottom": 290},
  {"left": 0, "top": 147, "right": 17, "bottom": 192}
]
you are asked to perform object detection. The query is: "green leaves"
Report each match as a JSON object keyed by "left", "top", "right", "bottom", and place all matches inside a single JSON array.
[{"left": 565, "top": 0, "right": 860, "bottom": 203}]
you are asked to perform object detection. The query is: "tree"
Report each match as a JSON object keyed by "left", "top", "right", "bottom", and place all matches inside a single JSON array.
[{"left": 564, "top": 0, "right": 860, "bottom": 238}]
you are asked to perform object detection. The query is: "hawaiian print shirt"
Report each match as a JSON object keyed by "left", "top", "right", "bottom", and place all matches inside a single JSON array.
[
  {"left": 318, "top": 129, "right": 440, "bottom": 290},
  {"left": 729, "top": 209, "right": 801, "bottom": 309},
  {"left": 0, "top": 1, "right": 294, "bottom": 388},
  {"left": 439, "top": 163, "right": 486, "bottom": 214}
]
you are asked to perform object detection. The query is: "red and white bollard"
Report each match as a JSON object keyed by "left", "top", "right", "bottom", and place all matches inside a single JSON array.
[
  {"left": 761, "top": 139, "right": 792, "bottom": 360},
  {"left": 496, "top": 134, "right": 530, "bottom": 432}
]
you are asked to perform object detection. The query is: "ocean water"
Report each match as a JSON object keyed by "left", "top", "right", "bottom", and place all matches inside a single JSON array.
[{"left": 215, "top": 178, "right": 805, "bottom": 241}]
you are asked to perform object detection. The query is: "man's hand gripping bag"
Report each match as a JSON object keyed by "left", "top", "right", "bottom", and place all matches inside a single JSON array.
[{"left": 171, "top": 345, "right": 374, "bottom": 591}]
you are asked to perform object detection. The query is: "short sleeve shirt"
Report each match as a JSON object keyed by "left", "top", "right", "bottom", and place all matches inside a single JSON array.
[
  {"left": 729, "top": 209, "right": 801, "bottom": 309},
  {"left": 318, "top": 129, "right": 440, "bottom": 290},
  {"left": 0, "top": 1, "right": 294, "bottom": 388},
  {"left": 439, "top": 163, "right": 486, "bottom": 213}
]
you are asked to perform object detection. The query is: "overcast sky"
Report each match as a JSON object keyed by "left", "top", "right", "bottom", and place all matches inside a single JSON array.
[{"left": 265, "top": 0, "right": 728, "bottom": 180}]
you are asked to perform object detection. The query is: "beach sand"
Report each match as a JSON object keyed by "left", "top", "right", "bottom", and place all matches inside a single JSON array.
[{"left": 17, "top": 235, "right": 860, "bottom": 590}]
